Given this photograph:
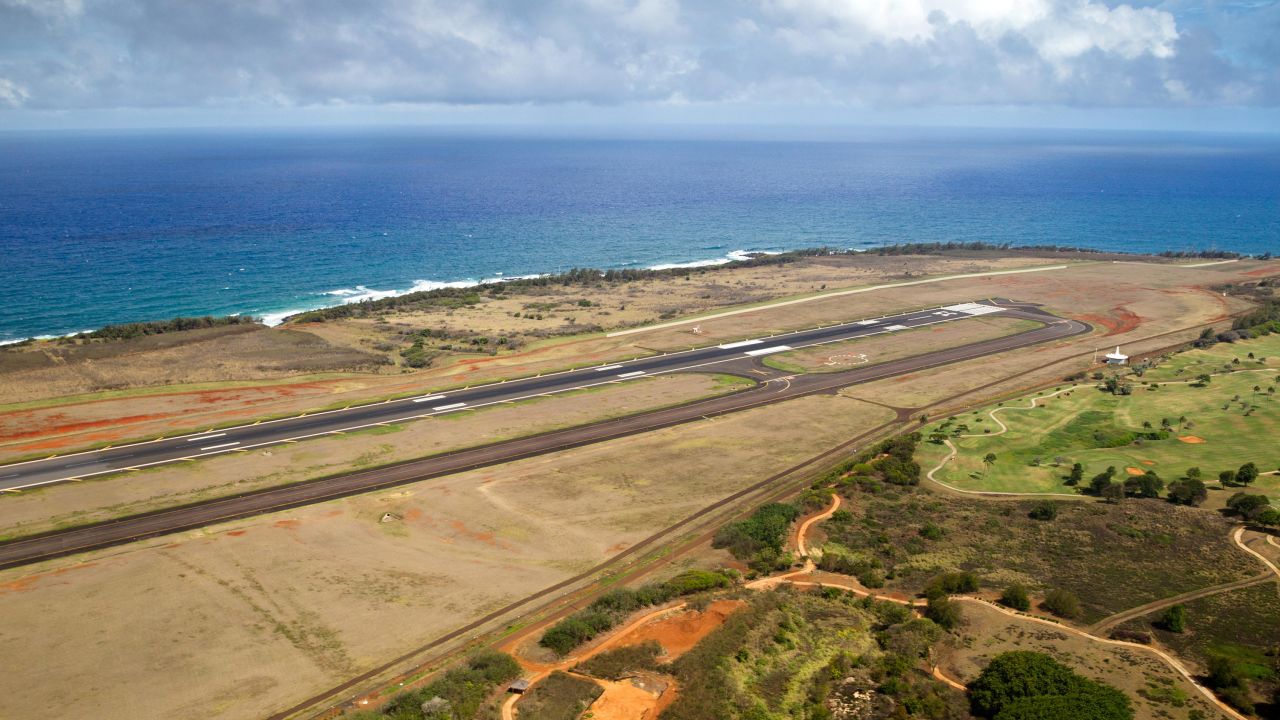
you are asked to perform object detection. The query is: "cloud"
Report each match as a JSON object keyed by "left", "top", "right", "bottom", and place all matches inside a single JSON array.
[{"left": 0, "top": 0, "right": 1273, "bottom": 113}]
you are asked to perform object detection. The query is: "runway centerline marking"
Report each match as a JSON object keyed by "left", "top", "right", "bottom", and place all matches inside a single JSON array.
[
  {"left": 199, "top": 442, "right": 240, "bottom": 451},
  {"left": 595, "top": 364, "right": 623, "bottom": 372},
  {"left": 186, "top": 433, "right": 226, "bottom": 442},
  {"left": 617, "top": 370, "right": 647, "bottom": 378},
  {"left": 411, "top": 395, "right": 446, "bottom": 403},
  {"left": 717, "top": 339, "right": 763, "bottom": 349},
  {"left": 432, "top": 402, "right": 467, "bottom": 411}
]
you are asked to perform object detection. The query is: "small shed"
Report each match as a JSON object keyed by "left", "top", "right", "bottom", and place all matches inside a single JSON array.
[
  {"left": 1104, "top": 346, "right": 1129, "bottom": 365},
  {"left": 508, "top": 679, "right": 531, "bottom": 694}
]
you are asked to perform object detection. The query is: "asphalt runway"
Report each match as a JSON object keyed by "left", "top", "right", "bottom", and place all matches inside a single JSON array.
[{"left": 0, "top": 300, "right": 1089, "bottom": 569}]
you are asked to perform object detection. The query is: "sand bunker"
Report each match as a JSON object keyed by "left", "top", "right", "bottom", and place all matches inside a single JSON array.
[
  {"left": 1125, "top": 467, "right": 1146, "bottom": 476},
  {"left": 1178, "top": 435, "right": 1206, "bottom": 444}
]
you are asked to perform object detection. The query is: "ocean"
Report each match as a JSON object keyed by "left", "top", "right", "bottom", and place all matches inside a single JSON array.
[{"left": 1, "top": 128, "right": 1277, "bottom": 343}]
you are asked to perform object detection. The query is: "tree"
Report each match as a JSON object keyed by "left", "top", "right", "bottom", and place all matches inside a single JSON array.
[
  {"left": 925, "top": 593, "right": 962, "bottom": 630},
  {"left": 1123, "top": 471, "right": 1163, "bottom": 499},
  {"left": 1042, "top": 589, "right": 1082, "bottom": 619},
  {"left": 1157, "top": 604, "right": 1186, "bottom": 633},
  {"left": 1089, "top": 467, "right": 1117, "bottom": 496},
  {"left": 984, "top": 453, "right": 998, "bottom": 468},
  {"left": 968, "top": 651, "right": 1132, "bottom": 720},
  {"left": 928, "top": 431, "right": 949, "bottom": 444},
  {"left": 1167, "top": 478, "right": 1208, "bottom": 506},
  {"left": 1101, "top": 483, "right": 1125, "bottom": 504},
  {"left": 999, "top": 584, "right": 1031, "bottom": 611},
  {"left": 1219, "top": 469, "right": 1237, "bottom": 486},
  {"left": 1185, "top": 466, "right": 1202, "bottom": 480},
  {"left": 1226, "top": 492, "right": 1272, "bottom": 520},
  {"left": 1236, "top": 462, "right": 1259, "bottom": 486},
  {"left": 1067, "top": 463, "right": 1084, "bottom": 486}
]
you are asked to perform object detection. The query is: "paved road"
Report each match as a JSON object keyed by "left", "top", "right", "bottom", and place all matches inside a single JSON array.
[{"left": 0, "top": 301, "right": 1089, "bottom": 570}]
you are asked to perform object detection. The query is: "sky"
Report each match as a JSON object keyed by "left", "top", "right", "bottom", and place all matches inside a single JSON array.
[{"left": 0, "top": 0, "right": 1277, "bottom": 132}]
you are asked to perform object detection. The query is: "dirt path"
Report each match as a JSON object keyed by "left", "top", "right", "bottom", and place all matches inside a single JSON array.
[
  {"left": 1088, "top": 572, "right": 1274, "bottom": 634},
  {"left": 501, "top": 602, "right": 690, "bottom": 720},
  {"left": 925, "top": 438, "right": 1082, "bottom": 499},
  {"left": 795, "top": 493, "right": 841, "bottom": 558},
  {"left": 1234, "top": 526, "right": 1280, "bottom": 578},
  {"left": 772, "top": 492, "right": 1248, "bottom": 720},
  {"left": 965, "top": 386, "right": 1075, "bottom": 437}
]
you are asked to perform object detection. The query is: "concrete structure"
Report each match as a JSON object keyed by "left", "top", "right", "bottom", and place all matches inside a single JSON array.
[{"left": 1104, "top": 346, "right": 1129, "bottom": 365}]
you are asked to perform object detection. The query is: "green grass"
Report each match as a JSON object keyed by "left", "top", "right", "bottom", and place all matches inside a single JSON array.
[
  {"left": 1141, "top": 333, "right": 1280, "bottom": 382},
  {"left": 918, "top": 368, "right": 1280, "bottom": 497}
]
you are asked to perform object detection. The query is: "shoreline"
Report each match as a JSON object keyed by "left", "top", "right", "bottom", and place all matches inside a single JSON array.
[{"left": 0, "top": 243, "right": 1259, "bottom": 346}]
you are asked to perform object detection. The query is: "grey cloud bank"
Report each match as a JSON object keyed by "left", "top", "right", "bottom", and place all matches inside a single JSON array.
[{"left": 0, "top": 0, "right": 1277, "bottom": 129}]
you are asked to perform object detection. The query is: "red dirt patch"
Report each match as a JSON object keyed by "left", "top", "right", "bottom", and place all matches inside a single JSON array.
[
  {"left": 613, "top": 599, "right": 745, "bottom": 660},
  {"left": 226, "top": 530, "right": 248, "bottom": 537},
  {"left": 1178, "top": 435, "right": 1206, "bottom": 444},
  {"left": 1141, "top": 460, "right": 1156, "bottom": 466},
  {"left": 1075, "top": 305, "right": 1142, "bottom": 337},
  {"left": 273, "top": 519, "right": 301, "bottom": 530},
  {"left": 1243, "top": 266, "right": 1280, "bottom": 277},
  {"left": 448, "top": 519, "right": 508, "bottom": 549},
  {"left": 0, "top": 562, "right": 98, "bottom": 596},
  {"left": 586, "top": 675, "right": 672, "bottom": 720}
]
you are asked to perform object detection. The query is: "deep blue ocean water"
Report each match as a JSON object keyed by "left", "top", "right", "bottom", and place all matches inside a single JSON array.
[{"left": 1, "top": 129, "right": 1277, "bottom": 343}]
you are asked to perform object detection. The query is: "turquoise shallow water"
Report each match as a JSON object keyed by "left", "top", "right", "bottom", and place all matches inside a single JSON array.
[{"left": 1, "top": 129, "right": 1277, "bottom": 342}]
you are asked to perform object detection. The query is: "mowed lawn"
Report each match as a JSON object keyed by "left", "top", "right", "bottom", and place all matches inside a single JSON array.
[
  {"left": 919, "top": 366, "right": 1280, "bottom": 497},
  {"left": 1141, "top": 332, "right": 1280, "bottom": 382}
]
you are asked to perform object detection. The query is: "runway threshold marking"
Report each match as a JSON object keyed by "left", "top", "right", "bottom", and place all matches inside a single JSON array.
[
  {"left": 595, "top": 364, "right": 623, "bottom": 372},
  {"left": 617, "top": 371, "right": 646, "bottom": 378},
  {"left": 411, "top": 395, "right": 447, "bottom": 403},
  {"left": 743, "top": 345, "right": 792, "bottom": 357},
  {"left": 200, "top": 441, "right": 240, "bottom": 451},
  {"left": 186, "top": 433, "right": 226, "bottom": 442},
  {"left": 718, "top": 339, "right": 763, "bottom": 349},
  {"left": 432, "top": 402, "right": 467, "bottom": 411}
]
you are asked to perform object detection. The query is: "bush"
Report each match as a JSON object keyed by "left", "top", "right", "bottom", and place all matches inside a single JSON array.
[
  {"left": 1028, "top": 501, "right": 1059, "bottom": 521},
  {"left": 1041, "top": 589, "right": 1082, "bottom": 619},
  {"left": 1157, "top": 604, "right": 1186, "bottom": 633},
  {"left": 999, "top": 584, "right": 1031, "bottom": 612},
  {"left": 925, "top": 571, "right": 980, "bottom": 597},
  {"left": 713, "top": 503, "right": 801, "bottom": 565},
  {"left": 968, "top": 651, "right": 1132, "bottom": 720},
  {"left": 925, "top": 594, "right": 963, "bottom": 630},
  {"left": 539, "top": 569, "right": 735, "bottom": 655},
  {"left": 375, "top": 650, "right": 520, "bottom": 719}
]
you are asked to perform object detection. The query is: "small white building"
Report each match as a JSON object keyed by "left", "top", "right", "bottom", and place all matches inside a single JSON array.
[{"left": 1104, "top": 346, "right": 1129, "bottom": 365}]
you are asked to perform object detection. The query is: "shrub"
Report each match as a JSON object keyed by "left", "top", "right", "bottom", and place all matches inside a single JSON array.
[
  {"left": 1157, "top": 604, "right": 1186, "bottom": 633},
  {"left": 999, "top": 584, "right": 1031, "bottom": 612},
  {"left": 1028, "top": 501, "right": 1059, "bottom": 521},
  {"left": 925, "top": 594, "right": 963, "bottom": 630},
  {"left": 925, "top": 571, "right": 980, "bottom": 597},
  {"left": 968, "top": 651, "right": 1132, "bottom": 720},
  {"left": 1041, "top": 589, "right": 1082, "bottom": 619}
]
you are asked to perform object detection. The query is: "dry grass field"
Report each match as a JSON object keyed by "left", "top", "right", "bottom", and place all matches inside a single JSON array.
[
  {"left": 939, "top": 600, "right": 1223, "bottom": 720},
  {"left": 0, "top": 392, "right": 894, "bottom": 720},
  {"left": 762, "top": 315, "right": 1040, "bottom": 375},
  {"left": 2, "top": 255, "right": 1274, "bottom": 461},
  {"left": 0, "top": 373, "right": 751, "bottom": 540}
]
